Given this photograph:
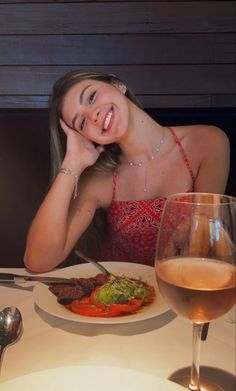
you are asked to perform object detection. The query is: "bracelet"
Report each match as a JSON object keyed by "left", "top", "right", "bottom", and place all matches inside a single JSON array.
[{"left": 59, "top": 167, "right": 79, "bottom": 199}]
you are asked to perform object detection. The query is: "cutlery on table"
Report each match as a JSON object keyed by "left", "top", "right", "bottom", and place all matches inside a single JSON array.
[
  {"left": 0, "top": 307, "right": 22, "bottom": 372},
  {"left": 75, "top": 249, "right": 114, "bottom": 277},
  {"left": 0, "top": 273, "right": 77, "bottom": 285}
]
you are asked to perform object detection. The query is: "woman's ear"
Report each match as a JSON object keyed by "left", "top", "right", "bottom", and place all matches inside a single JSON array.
[{"left": 113, "top": 81, "right": 127, "bottom": 94}]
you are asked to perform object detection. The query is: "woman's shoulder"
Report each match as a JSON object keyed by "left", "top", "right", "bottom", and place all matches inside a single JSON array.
[
  {"left": 189, "top": 125, "right": 229, "bottom": 155},
  {"left": 170, "top": 124, "right": 229, "bottom": 150},
  {"left": 166, "top": 124, "right": 230, "bottom": 180},
  {"left": 171, "top": 123, "right": 226, "bottom": 137},
  {"left": 174, "top": 125, "right": 230, "bottom": 193}
]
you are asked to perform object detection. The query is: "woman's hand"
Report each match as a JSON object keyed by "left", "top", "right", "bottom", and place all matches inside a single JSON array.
[{"left": 60, "top": 119, "right": 104, "bottom": 172}]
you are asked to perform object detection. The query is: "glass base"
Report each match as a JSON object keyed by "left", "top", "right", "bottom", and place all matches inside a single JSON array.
[
  {"left": 169, "top": 366, "right": 235, "bottom": 391},
  {"left": 169, "top": 375, "right": 224, "bottom": 391}
]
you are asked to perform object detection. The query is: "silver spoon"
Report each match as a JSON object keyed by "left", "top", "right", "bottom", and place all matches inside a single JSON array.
[
  {"left": 75, "top": 249, "right": 114, "bottom": 277},
  {"left": 0, "top": 307, "right": 23, "bottom": 371}
]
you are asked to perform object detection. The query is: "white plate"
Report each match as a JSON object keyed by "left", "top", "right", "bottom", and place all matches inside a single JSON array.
[
  {"left": 33, "top": 262, "right": 169, "bottom": 324},
  {"left": 0, "top": 365, "right": 185, "bottom": 390}
]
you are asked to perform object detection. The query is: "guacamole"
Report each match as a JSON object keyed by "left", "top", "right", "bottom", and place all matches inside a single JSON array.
[{"left": 94, "top": 276, "right": 150, "bottom": 306}]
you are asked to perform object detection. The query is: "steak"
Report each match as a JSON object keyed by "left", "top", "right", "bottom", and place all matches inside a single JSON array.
[{"left": 49, "top": 273, "right": 108, "bottom": 304}]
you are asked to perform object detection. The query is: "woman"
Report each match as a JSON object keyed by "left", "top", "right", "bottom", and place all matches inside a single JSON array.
[{"left": 24, "top": 70, "right": 230, "bottom": 272}]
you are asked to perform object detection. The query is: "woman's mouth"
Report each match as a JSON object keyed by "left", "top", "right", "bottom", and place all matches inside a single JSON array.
[{"left": 103, "top": 107, "right": 114, "bottom": 132}]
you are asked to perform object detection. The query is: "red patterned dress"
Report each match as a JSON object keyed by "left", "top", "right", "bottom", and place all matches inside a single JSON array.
[{"left": 101, "top": 127, "right": 195, "bottom": 266}]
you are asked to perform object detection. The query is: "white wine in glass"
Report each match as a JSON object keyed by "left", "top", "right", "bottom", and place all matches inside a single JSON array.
[{"left": 155, "top": 193, "right": 236, "bottom": 391}]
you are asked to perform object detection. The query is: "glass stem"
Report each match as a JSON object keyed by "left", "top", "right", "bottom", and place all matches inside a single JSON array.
[{"left": 189, "top": 322, "right": 203, "bottom": 391}]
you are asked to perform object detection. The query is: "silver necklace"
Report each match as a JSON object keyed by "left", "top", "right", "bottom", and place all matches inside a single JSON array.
[{"left": 125, "top": 127, "right": 165, "bottom": 192}]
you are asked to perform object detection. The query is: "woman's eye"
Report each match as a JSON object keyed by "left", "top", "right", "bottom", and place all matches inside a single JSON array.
[
  {"left": 80, "top": 118, "right": 85, "bottom": 131},
  {"left": 88, "top": 91, "right": 96, "bottom": 104}
]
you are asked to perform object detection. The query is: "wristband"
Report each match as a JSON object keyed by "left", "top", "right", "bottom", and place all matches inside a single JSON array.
[{"left": 59, "top": 167, "right": 79, "bottom": 199}]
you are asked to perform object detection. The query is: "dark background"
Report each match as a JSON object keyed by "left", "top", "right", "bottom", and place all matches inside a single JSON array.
[{"left": 0, "top": 1, "right": 235, "bottom": 267}]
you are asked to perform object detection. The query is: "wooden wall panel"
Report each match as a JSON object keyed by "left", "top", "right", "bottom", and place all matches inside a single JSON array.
[
  {"left": 0, "top": 2, "right": 235, "bottom": 34},
  {"left": 0, "top": 1, "right": 235, "bottom": 107},
  {"left": 1, "top": 34, "right": 235, "bottom": 65},
  {"left": 0, "top": 65, "right": 235, "bottom": 106},
  {"left": 1, "top": 94, "right": 235, "bottom": 110}
]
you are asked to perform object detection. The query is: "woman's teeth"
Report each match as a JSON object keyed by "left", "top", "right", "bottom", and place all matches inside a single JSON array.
[{"left": 104, "top": 109, "right": 113, "bottom": 130}]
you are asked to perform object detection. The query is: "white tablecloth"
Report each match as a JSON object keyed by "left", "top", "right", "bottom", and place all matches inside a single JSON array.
[{"left": 0, "top": 268, "right": 235, "bottom": 389}]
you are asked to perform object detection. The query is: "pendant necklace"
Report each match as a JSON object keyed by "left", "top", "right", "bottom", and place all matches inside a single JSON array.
[{"left": 125, "top": 127, "right": 165, "bottom": 192}]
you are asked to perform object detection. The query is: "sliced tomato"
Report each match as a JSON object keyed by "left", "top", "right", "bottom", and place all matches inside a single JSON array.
[
  {"left": 108, "top": 304, "right": 133, "bottom": 317},
  {"left": 64, "top": 283, "right": 155, "bottom": 318},
  {"left": 108, "top": 302, "right": 140, "bottom": 317},
  {"left": 130, "top": 300, "right": 142, "bottom": 309},
  {"left": 69, "top": 300, "right": 138, "bottom": 318},
  {"left": 70, "top": 301, "right": 109, "bottom": 317}
]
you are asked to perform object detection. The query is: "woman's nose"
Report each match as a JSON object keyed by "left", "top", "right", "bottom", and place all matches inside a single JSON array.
[{"left": 92, "top": 108, "right": 100, "bottom": 124}]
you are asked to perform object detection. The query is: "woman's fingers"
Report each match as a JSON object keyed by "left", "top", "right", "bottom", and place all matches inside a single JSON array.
[
  {"left": 59, "top": 118, "right": 73, "bottom": 135},
  {"left": 59, "top": 118, "right": 105, "bottom": 167}
]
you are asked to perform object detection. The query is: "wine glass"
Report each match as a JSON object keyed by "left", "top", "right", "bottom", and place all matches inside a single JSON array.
[{"left": 155, "top": 193, "right": 236, "bottom": 391}]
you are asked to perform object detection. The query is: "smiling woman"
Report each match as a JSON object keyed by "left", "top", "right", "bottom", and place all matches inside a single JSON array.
[
  {"left": 48, "top": 71, "right": 141, "bottom": 180},
  {"left": 23, "top": 69, "right": 230, "bottom": 273}
]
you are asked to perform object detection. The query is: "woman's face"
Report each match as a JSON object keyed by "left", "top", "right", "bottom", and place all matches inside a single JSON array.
[{"left": 61, "top": 79, "right": 129, "bottom": 145}]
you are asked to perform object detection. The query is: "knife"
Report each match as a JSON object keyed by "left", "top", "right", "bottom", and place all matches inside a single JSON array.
[{"left": 0, "top": 273, "right": 77, "bottom": 285}]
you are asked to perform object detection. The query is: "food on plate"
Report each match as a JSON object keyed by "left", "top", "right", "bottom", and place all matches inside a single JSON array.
[
  {"left": 49, "top": 274, "right": 108, "bottom": 304},
  {"left": 49, "top": 274, "right": 155, "bottom": 317}
]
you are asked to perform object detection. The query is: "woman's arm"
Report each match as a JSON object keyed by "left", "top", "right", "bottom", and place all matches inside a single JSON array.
[
  {"left": 24, "top": 124, "right": 104, "bottom": 273},
  {"left": 23, "top": 171, "right": 100, "bottom": 272},
  {"left": 188, "top": 128, "right": 232, "bottom": 261},
  {"left": 193, "top": 126, "right": 230, "bottom": 194}
]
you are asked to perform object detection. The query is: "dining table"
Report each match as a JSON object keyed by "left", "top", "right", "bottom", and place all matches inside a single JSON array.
[{"left": 0, "top": 265, "right": 235, "bottom": 390}]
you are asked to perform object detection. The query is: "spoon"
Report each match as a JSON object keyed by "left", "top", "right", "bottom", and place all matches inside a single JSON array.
[
  {"left": 0, "top": 307, "right": 23, "bottom": 371},
  {"left": 75, "top": 249, "right": 114, "bottom": 277}
]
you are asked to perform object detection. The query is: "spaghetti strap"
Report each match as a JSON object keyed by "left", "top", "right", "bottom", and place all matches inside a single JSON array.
[
  {"left": 167, "top": 126, "right": 195, "bottom": 184},
  {"left": 112, "top": 171, "right": 117, "bottom": 201}
]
